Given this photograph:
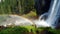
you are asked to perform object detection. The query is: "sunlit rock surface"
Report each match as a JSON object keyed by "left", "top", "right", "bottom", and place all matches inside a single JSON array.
[{"left": 0, "top": 15, "right": 33, "bottom": 27}]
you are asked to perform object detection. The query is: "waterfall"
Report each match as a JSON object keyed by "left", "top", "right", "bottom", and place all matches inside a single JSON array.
[
  {"left": 34, "top": 0, "right": 60, "bottom": 28},
  {"left": 46, "top": 0, "right": 60, "bottom": 28}
]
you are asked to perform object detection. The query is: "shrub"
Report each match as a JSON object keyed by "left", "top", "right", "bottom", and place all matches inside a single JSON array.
[{"left": 0, "top": 26, "right": 29, "bottom": 34}]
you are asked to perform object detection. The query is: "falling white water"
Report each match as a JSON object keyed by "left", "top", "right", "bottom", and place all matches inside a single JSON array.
[
  {"left": 46, "top": 0, "right": 57, "bottom": 24},
  {"left": 46, "top": 0, "right": 60, "bottom": 28},
  {"left": 34, "top": 0, "right": 60, "bottom": 28}
]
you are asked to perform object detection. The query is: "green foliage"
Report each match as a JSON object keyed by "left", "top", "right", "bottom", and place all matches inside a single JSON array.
[
  {"left": 22, "top": 11, "right": 37, "bottom": 18},
  {"left": 0, "top": 26, "right": 60, "bottom": 34},
  {"left": 49, "top": 29, "right": 60, "bottom": 34},
  {"left": 0, "top": 26, "right": 29, "bottom": 34},
  {"left": 37, "top": 27, "right": 60, "bottom": 34},
  {"left": 0, "top": 0, "right": 35, "bottom": 15}
]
